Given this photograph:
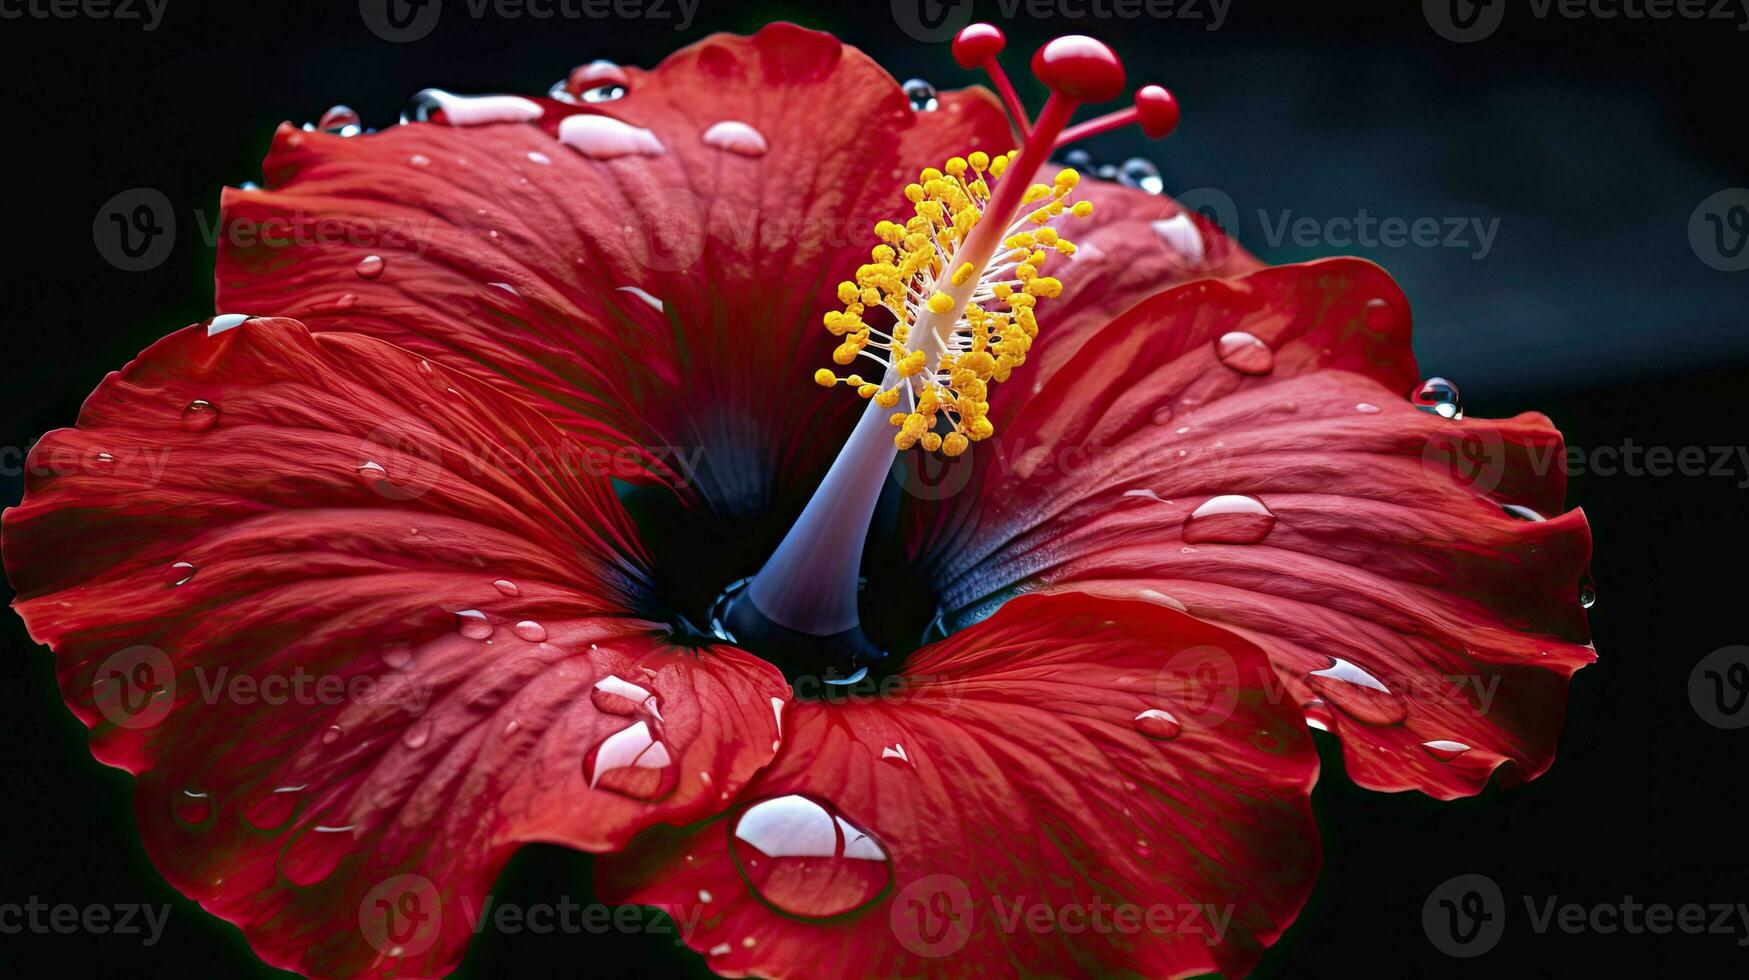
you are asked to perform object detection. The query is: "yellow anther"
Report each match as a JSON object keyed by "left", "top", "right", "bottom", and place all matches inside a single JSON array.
[
  {"left": 942, "top": 432, "right": 969, "bottom": 456},
  {"left": 857, "top": 383, "right": 879, "bottom": 398},
  {"left": 969, "top": 151, "right": 989, "bottom": 172},
  {"left": 926, "top": 291, "right": 955, "bottom": 314},
  {"left": 1022, "top": 183, "right": 1053, "bottom": 204},
  {"left": 920, "top": 432, "right": 943, "bottom": 452},
  {"left": 1054, "top": 168, "right": 1080, "bottom": 190},
  {"left": 1026, "top": 277, "right": 1063, "bottom": 298},
  {"left": 1071, "top": 200, "right": 1094, "bottom": 217},
  {"left": 814, "top": 369, "right": 836, "bottom": 387},
  {"left": 877, "top": 389, "right": 900, "bottom": 408},
  {"left": 950, "top": 262, "right": 975, "bottom": 286}
]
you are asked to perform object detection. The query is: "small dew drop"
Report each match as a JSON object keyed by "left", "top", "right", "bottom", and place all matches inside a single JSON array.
[
  {"left": 455, "top": 609, "right": 492, "bottom": 640},
  {"left": 180, "top": 399, "right": 219, "bottom": 432},
  {"left": 511, "top": 620, "right": 548, "bottom": 643},
  {"left": 492, "top": 579, "right": 521, "bottom": 596},
  {"left": 1411, "top": 377, "right": 1463, "bottom": 419},
  {"left": 1355, "top": 402, "right": 1382, "bottom": 414},
  {"left": 1305, "top": 657, "right": 1408, "bottom": 727},
  {"left": 1421, "top": 739, "right": 1472, "bottom": 762},
  {"left": 1117, "top": 157, "right": 1164, "bottom": 195},
  {"left": 402, "top": 719, "right": 432, "bottom": 749},
  {"left": 166, "top": 561, "right": 197, "bottom": 587},
  {"left": 1213, "top": 331, "right": 1274, "bottom": 376},
  {"left": 355, "top": 255, "right": 385, "bottom": 279},
  {"left": 318, "top": 105, "right": 362, "bottom": 136},
  {"left": 901, "top": 78, "right": 939, "bottom": 112},
  {"left": 1133, "top": 708, "right": 1183, "bottom": 740},
  {"left": 380, "top": 644, "right": 413, "bottom": 670}
]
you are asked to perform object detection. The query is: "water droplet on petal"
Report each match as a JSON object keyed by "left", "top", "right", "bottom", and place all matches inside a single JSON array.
[
  {"left": 580, "top": 83, "right": 628, "bottom": 103},
  {"left": 583, "top": 720, "right": 676, "bottom": 800},
  {"left": 492, "top": 579, "right": 520, "bottom": 596},
  {"left": 1355, "top": 402, "right": 1382, "bottom": 414},
  {"left": 166, "top": 561, "right": 197, "bottom": 587},
  {"left": 526, "top": 150, "right": 552, "bottom": 165},
  {"left": 180, "top": 399, "right": 219, "bottom": 432},
  {"left": 1063, "top": 149, "right": 1095, "bottom": 171},
  {"left": 207, "top": 313, "right": 249, "bottom": 336},
  {"left": 1213, "top": 331, "right": 1274, "bottom": 376},
  {"left": 1117, "top": 157, "right": 1163, "bottom": 195},
  {"left": 1411, "top": 377, "right": 1463, "bottom": 419},
  {"left": 455, "top": 609, "right": 492, "bottom": 640},
  {"left": 402, "top": 89, "right": 542, "bottom": 127},
  {"left": 336, "top": 292, "right": 358, "bottom": 309},
  {"left": 701, "top": 120, "right": 769, "bottom": 157},
  {"left": 355, "top": 254, "right": 385, "bottom": 279},
  {"left": 402, "top": 719, "right": 432, "bottom": 748},
  {"left": 901, "top": 78, "right": 939, "bottom": 111},
  {"left": 880, "top": 743, "right": 912, "bottom": 765},
  {"left": 381, "top": 644, "right": 413, "bottom": 670},
  {"left": 1302, "top": 699, "right": 1335, "bottom": 731},
  {"left": 1305, "top": 657, "right": 1407, "bottom": 726},
  {"left": 1421, "top": 739, "right": 1471, "bottom": 762},
  {"left": 1152, "top": 214, "right": 1206, "bottom": 261},
  {"left": 730, "top": 795, "right": 893, "bottom": 919},
  {"left": 175, "top": 789, "right": 213, "bottom": 826},
  {"left": 243, "top": 785, "right": 304, "bottom": 831},
  {"left": 1182, "top": 494, "right": 1276, "bottom": 545},
  {"left": 318, "top": 105, "right": 362, "bottom": 137},
  {"left": 1578, "top": 574, "right": 1597, "bottom": 609},
  {"left": 1133, "top": 708, "right": 1183, "bottom": 740},
  {"left": 558, "top": 114, "right": 665, "bottom": 159},
  {"left": 511, "top": 620, "right": 548, "bottom": 643},
  {"left": 1502, "top": 503, "right": 1546, "bottom": 522},
  {"left": 591, "top": 675, "right": 661, "bottom": 717},
  {"left": 322, "top": 725, "right": 343, "bottom": 745},
  {"left": 1149, "top": 405, "right": 1174, "bottom": 426},
  {"left": 409, "top": 153, "right": 432, "bottom": 167},
  {"left": 279, "top": 822, "right": 354, "bottom": 886}
]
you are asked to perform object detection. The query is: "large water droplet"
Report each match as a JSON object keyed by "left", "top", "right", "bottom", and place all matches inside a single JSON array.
[
  {"left": 355, "top": 254, "right": 385, "bottom": 279},
  {"left": 1133, "top": 708, "right": 1183, "bottom": 740},
  {"left": 455, "top": 609, "right": 492, "bottom": 640},
  {"left": 1214, "top": 331, "right": 1274, "bottom": 375},
  {"left": 492, "top": 578, "right": 521, "bottom": 597},
  {"left": 511, "top": 620, "right": 548, "bottom": 643},
  {"left": 207, "top": 313, "right": 250, "bottom": 336},
  {"left": 179, "top": 399, "right": 219, "bottom": 432},
  {"left": 166, "top": 561, "right": 197, "bottom": 587},
  {"left": 1118, "top": 157, "right": 1164, "bottom": 195},
  {"left": 701, "top": 120, "right": 769, "bottom": 158},
  {"left": 1182, "top": 494, "right": 1276, "bottom": 545},
  {"left": 1502, "top": 503, "right": 1547, "bottom": 522},
  {"left": 1302, "top": 698, "right": 1335, "bottom": 732},
  {"left": 1411, "top": 377, "right": 1463, "bottom": 419},
  {"left": 901, "top": 78, "right": 939, "bottom": 112},
  {"left": 557, "top": 114, "right": 665, "bottom": 160},
  {"left": 730, "top": 795, "right": 893, "bottom": 919},
  {"left": 318, "top": 105, "right": 361, "bottom": 137},
  {"left": 1304, "top": 657, "right": 1407, "bottom": 726},
  {"left": 401, "top": 89, "right": 542, "bottom": 126},
  {"left": 583, "top": 720, "right": 676, "bottom": 800}
]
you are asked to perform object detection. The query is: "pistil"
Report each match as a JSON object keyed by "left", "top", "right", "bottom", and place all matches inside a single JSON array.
[{"left": 728, "top": 27, "right": 1177, "bottom": 662}]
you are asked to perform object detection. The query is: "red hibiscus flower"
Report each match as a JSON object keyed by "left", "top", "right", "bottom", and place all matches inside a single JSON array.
[{"left": 2, "top": 22, "right": 1593, "bottom": 980}]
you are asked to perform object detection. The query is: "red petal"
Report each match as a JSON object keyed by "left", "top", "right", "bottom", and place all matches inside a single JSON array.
[
  {"left": 907, "top": 258, "right": 1595, "bottom": 800},
  {"left": 2, "top": 318, "right": 788, "bottom": 978},
  {"left": 599, "top": 592, "right": 1320, "bottom": 979},
  {"left": 214, "top": 24, "right": 1249, "bottom": 503}
]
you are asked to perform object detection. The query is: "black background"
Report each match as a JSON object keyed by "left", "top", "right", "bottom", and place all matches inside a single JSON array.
[{"left": 2, "top": 0, "right": 1746, "bottom": 976}]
